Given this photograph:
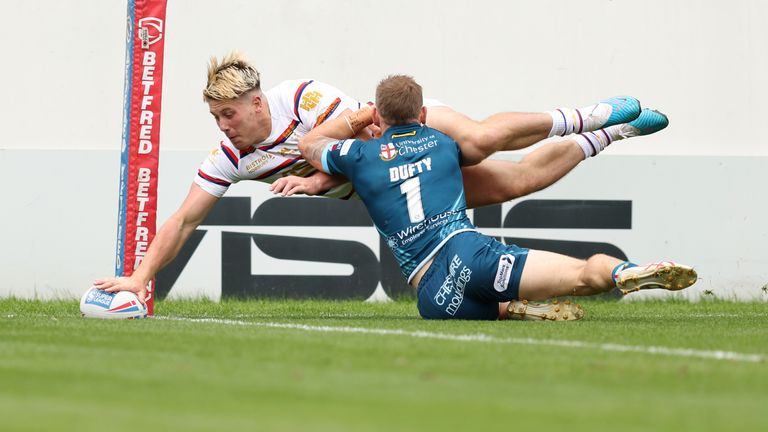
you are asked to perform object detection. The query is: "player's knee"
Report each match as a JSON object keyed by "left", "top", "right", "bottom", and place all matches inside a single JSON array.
[
  {"left": 582, "top": 254, "right": 617, "bottom": 293},
  {"left": 584, "top": 253, "right": 610, "bottom": 270},
  {"left": 587, "top": 253, "right": 615, "bottom": 268}
]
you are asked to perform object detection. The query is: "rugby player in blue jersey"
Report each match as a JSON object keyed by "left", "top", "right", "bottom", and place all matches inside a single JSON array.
[{"left": 299, "top": 75, "right": 698, "bottom": 320}]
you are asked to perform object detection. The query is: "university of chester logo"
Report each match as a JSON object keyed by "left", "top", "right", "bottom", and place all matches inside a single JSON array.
[{"left": 380, "top": 143, "right": 397, "bottom": 161}]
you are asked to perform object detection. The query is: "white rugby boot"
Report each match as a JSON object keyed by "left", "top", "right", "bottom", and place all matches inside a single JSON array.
[
  {"left": 614, "top": 261, "right": 698, "bottom": 295},
  {"left": 508, "top": 299, "right": 585, "bottom": 321}
]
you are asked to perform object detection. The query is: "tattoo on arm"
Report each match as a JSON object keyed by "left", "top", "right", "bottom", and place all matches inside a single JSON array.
[
  {"left": 347, "top": 107, "right": 373, "bottom": 135},
  {"left": 304, "top": 137, "right": 336, "bottom": 165},
  {"left": 348, "top": 116, "right": 368, "bottom": 133}
]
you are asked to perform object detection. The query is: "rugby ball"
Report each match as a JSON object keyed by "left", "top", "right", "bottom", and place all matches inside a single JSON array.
[{"left": 80, "top": 287, "right": 148, "bottom": 319}]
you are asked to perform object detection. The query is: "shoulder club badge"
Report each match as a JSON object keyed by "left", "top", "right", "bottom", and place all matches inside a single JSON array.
[{"left": 380, "top": 143, "right": 397, "bottom": 161}]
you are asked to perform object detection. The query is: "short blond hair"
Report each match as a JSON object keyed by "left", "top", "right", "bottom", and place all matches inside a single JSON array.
[
  {"left": 203, "top": 51, "right": 261, "bottom": 101},
  {"left": 375, "top": 75, "right": 423, "bottom": 125}
]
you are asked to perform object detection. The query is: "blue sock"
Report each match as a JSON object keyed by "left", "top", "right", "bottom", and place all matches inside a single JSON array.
[{"left": 612, "top": 261, "right": 637, "bottom": 285}]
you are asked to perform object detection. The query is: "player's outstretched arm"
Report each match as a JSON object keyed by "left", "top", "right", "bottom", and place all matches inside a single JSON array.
[
  {"left": 272, "top": 107, "right": 374, "bottom": 196},
  {"left": 93, "top": 183, "right": 219, "bottom": 302}
]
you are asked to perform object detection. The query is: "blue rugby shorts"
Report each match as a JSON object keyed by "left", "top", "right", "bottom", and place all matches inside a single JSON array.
[{"left": 416, "top": 231, "right": 529, "bottom": 320}]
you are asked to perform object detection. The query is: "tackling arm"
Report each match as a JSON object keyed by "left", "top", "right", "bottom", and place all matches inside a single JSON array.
[
  {"left": 271, "top": 107, "right": 375, "bottom": 195},
  {"left": 93, "top": 183, "right": 219, "bottom": 302},
  {"left": 299, "top": 106, "right": 374, "bottom": 171}
]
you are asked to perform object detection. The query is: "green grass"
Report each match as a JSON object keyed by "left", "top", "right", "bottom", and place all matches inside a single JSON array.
[{"left": 1, "top": 298, "right": 767, "bottom": 432}]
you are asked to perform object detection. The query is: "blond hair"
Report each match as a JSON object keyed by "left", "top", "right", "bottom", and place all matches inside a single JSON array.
[
  {"left": 203, "top": 51, "right": 261, "bottom": 101},
  {"left": 375, "top": 75, "right": 423, "bottom": 125}
]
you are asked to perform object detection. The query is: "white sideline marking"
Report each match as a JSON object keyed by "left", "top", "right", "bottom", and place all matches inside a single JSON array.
[{"left": 160, "top": 316, "right": 765, "bottom": 364}]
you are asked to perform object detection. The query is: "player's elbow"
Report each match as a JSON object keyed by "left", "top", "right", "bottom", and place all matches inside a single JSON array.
[{"left": 163, "top": 211, "right": 193, "bottom": 235}]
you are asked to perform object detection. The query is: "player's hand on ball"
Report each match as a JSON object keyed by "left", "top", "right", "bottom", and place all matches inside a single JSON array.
[{"left": 92, "top": 276, "right": 148, "bottom": 304}]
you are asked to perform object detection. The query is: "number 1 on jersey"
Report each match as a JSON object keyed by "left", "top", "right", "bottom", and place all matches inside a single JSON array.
[{"left": 400, "top": 177, "right": 425, "bottom": 223}]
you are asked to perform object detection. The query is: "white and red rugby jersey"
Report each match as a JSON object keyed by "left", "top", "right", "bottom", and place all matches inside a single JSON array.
[{"left": 195, "top": 79, "right": 363, "bottom": 199}]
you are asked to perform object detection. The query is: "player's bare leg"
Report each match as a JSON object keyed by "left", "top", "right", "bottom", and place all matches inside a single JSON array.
[
  {"left": 426, "top": 96, "right": 642, "bottom": 164},
  {"left": 426, "top": 107, "right": 552, "bottom": 164},
  {"left": 515, "top": 251, "right": 698, "bottom": 301},
  {"left": 461, "top": 140, "right": 584, "bottom": 208},
  {"left": 461, "top": 108, "right": 670, "bottom": 208},
  {"left": 497, "top": 249, "right": 698, "bottom": 321},
  {"left": 518, "top": 250, "right": 620, "bottom": 300},
  {"left": 495, "top": 251, "right": 620, "bottom": 321}
]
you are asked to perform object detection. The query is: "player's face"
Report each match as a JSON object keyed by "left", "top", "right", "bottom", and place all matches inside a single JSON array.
[{"left": 208, "top": 93, "right": 271, "bottom": 150}]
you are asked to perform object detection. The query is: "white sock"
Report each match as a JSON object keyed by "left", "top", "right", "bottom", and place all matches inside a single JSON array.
[
  {"left": 548, "top": 103, "right": 611, "bottom": 137},
  {"left": 574, "top": 126, "right": 624, "bottom": 158},
  {"left": 548, "top": 108, "right": 572, "bottom": 137}
]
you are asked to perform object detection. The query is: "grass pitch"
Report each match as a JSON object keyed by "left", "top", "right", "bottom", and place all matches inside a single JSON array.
[{"left": 1, "top": 298, "right": 766, "bottom": 432}]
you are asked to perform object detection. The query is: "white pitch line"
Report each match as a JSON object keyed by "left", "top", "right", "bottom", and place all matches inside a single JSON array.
[{"left": 160, "top": 316, "right": 765, "bottom": 364}]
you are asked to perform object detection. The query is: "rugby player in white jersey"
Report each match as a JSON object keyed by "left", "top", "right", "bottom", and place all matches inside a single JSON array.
[{"left": 94, "top": 51, "right": 667, "bottom": 302}]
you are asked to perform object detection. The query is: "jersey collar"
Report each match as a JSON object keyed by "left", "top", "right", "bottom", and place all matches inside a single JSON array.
[{"left": 386, "top": 123, "right": 422, "bottom": 138}]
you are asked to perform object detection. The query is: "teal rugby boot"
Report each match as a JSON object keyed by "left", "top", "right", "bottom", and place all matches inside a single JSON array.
[
  {"left": 609, "top": 108, "right": 670, "bottom": 139},
  {"left": 598, "top": 95, "right": 642, "bottom": 129},
  {"left": 552, "top": 96, "right": 641, "bottom": 135}
]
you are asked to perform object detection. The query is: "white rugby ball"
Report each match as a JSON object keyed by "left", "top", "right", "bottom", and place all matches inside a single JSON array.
[{"left": 80, "top": 287, "right": 148, "bottom": 319}]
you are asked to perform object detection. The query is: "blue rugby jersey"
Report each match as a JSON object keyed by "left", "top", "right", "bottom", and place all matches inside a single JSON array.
[{"left": 321, "top": 123, "right": 476, "bottom": 282}]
